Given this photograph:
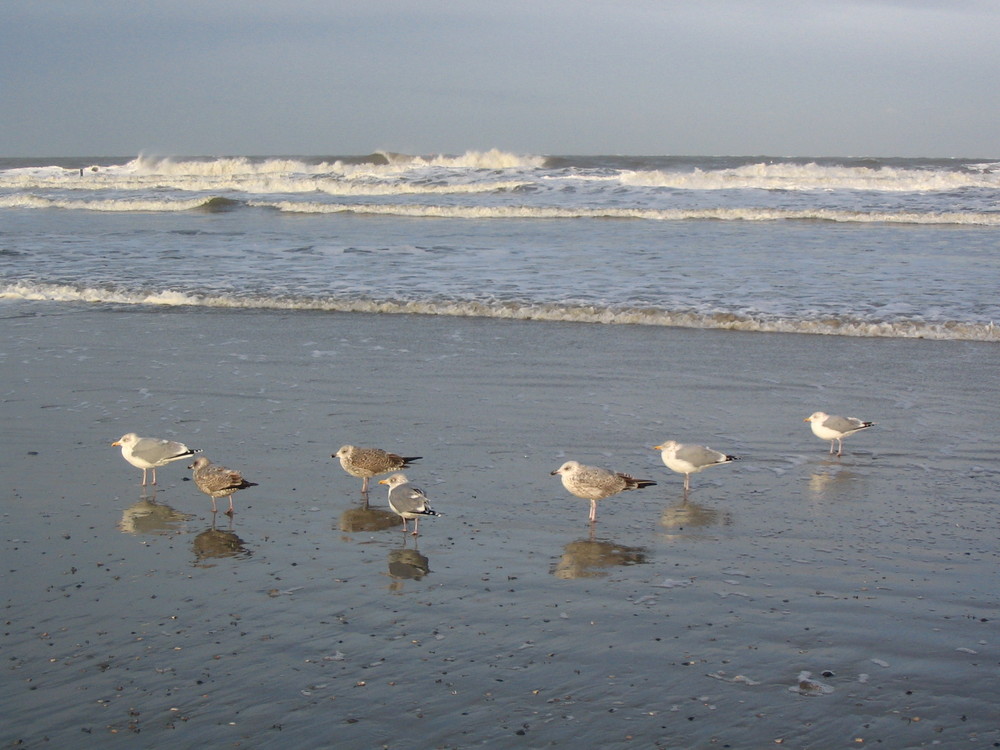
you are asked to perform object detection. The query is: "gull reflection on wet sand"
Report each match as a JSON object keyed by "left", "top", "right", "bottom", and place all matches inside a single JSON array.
[
  {"left": 807, "top": 459, "right": 865, "bottom": 498},
  {"left": 659, "top": 498, "right": 732, "bottom": 540},
  {"left": 551, "top": 536, "right": 649, "bottom": 579},
  {"left": 337, "top": 499, "right": 400, "bottom": 533},
  {"left": 192, "top": 518, "right": 251, "bottom": 564},
  {"left": 118, "top": 491, "right": 193, "bottom": 535},
  {"left": 386, "top": 538, "right": 431, "bottom": 593}
]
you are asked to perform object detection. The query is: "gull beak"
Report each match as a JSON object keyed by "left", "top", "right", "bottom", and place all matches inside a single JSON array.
[
  {"left": 111, "top": 440, "right": 121, "bottom": 446},
  {"left": 803, "top": 417, "right": 810, "bottom": 422},
  {"left": 378, "top": 478, "right": 389, "bottom": 485},
  {"left": 549, "top": 469, "right": 559, "bottom": 476},
  {"left": 652, "top": 445, "right": 662, "bottom": 451}
]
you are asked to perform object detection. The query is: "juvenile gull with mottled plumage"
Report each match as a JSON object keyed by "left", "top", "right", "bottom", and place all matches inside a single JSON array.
[
  {"left": 653, "top": 440, "right": 740, "bottom": 491},
  {"left": 189, "top": 456, "right": 258, "bottom": 516},
  {"left": 550, "top": 460, "right": 656, "bottom": 523},
  {"left": 333, "top": 445, "right": 422, "bottom": 493},
  {"left": 805, "top": 411, "right": 876, "bottom": 456}
]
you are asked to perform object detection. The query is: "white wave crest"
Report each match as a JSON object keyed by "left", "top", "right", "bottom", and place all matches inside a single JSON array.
[
  {"left": 253, "top": 201, "right": 1000, "bottom": 226},
  {"left": 3, "top": 281, "right": 996, "bottom": 342},
  {"left": 376, "top": 148, "right": 546, "bottom": 170},
  {"left": 620, "top": 162, "right": 1000, "bottom": 192},
  {"left": 0, "top": 194, "right": 229, "bottom": 212}
]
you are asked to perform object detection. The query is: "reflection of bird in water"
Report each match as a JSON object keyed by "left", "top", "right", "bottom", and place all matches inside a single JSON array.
[
  {"left": 118, "top": 494, "right": 192, "bottom": 535},
  {"left": 388, "top": 547, "right": 430, "bottom": 580},
  {"left": 550, "top": 460, "right": 656, "bottom": 523},
  {"left": 333, "top": 445, "right": 421, "bottom": 494},
  {"left": 653, "top": 440, "right": 739, "bottom": 492},
  {"left": 338, "top": 503, "right": 401, "bottom": 533},
  {"left": 379, "top": 473, "right": 440, "bottom": 535},
  {"left": 189, "top": 456, "right": 258, "bottom": 516},
  {"left": 808, "top": 463, "right": 863, "bottom": 495},
  {"left": 192, "top": 523, "right": 250, "bottom": 562},
  {"left": 659, "top": 498, "right": 730, "bottom": 531},
  {"left": 804, "top": 411, "right": 875, "bottom": 456},
  {"left": 112, "top": 432, "right": 200, "bottom": 486},
  {"left": 552, "top": 538, "right": 648, "bottom": 579}
]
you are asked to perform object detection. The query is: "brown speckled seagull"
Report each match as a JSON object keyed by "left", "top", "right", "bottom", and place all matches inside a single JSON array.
[
  {"left": 550, "top": 460, "right": 656, "bottom": 523},
  {"left": 333, "top": 445, "right": 421, "bottom": 494},
  {"left": 189, "top": 456, "right": 258, "bottom": 516}
]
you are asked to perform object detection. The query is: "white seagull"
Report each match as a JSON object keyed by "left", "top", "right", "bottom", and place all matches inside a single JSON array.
[
  {"left": 550, "top": 460, "right": 656, "bottom": 523},
  {"left": 805, "top": 411, "right": 876, "bottom": 456},
  {"left": 653, "top": 440, "right": 740, "bottom": 491},
  {"left": 112, "top": 432, "right": 200, "bottom": 486},
  {"left": 379, "top": 473, "right": 440, "bottom": 535}
]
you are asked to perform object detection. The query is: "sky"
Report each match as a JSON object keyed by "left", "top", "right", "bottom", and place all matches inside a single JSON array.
[{"left": 2, "top": 0, "right": 999, "bottom": 158}]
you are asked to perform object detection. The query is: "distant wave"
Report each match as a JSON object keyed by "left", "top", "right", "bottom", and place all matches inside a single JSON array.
[
  {"left": 7, "top": 193, "right": 995, "bottom": 224},
  {"left": 255, "top": 201, "right": 1000, "bottom": 226},
  {"left": 5, "top": 151, "right": 997, "bottom": 197},
  {"left": 0, "top": 194, "right": 230, "bottom": 212},
  {"left": 3, "top": 281, "right": 996, "bottom": 342},
  {"left": 618, "top": 162, "right": 1000, "bottom": 192}
]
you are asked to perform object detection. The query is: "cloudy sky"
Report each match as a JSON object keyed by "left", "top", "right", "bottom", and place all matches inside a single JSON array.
[{"left": 2, "top": 0, "right": 998, "bottom": 157}]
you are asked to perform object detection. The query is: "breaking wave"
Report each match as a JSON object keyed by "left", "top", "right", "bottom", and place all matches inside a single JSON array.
[
  {"left": 255, "top": 201, "right": 1000, "bottom": 226},
  {"left": 3, "top": 281, "right": 995, "bottom": 342}
]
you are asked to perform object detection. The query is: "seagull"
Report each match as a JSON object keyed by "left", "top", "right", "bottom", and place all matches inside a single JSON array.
[
  {"left": 550, "top": 460, "right": 656, "bottom": 523},
  {"left": 112, "top": 432, "right": 201, "bottom": 486},
  {"left": 378, "top": 473, "right": 440, "bottom": 535},
  {"left": 333, "top": 445, "right": 421, "bottom": 493},
  {"left": 653, "top": 440, "right": 740, "bottom": 491},
  {"left": 188, "top": 456, "right": 258, "bottom": 516},
  {"left": 805, "top": 412, "right": 876, "bottom": 456}
]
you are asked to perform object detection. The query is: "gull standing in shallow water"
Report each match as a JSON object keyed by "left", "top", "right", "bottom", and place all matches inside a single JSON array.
[
  {"left": 550, "top": 460, "right": 656, "bottom": 523},
  {"left": 189, "top": 456, "right": 258, "bottom": 516},
  {"left": 805, "top": 411, "right": 876, "bottom": 456},
  {"left": 333, "top": 445, "right": 421, "bottom": 494},
  {"left": 379, "top": 473, "right": 440, "bottom": 535},
  {"left": 112, "top": 432, "right": 201, "bottom": 486},
  {"left": 653, "top": 440, "right": 740, "bottom": 492}
]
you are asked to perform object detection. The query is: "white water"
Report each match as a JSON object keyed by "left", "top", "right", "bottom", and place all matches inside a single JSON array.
[{"left": 1, "top": 151, "right": 998, "bottom": 340}]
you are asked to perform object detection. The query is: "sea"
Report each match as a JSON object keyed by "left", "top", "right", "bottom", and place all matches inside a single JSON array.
[{"left": 1, "top": 149, "right": 998, "bottom": 340}]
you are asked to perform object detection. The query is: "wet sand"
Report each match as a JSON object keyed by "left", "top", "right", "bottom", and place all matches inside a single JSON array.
[{"left": 2, "top": 303, "right": 998, "bottom": 748}]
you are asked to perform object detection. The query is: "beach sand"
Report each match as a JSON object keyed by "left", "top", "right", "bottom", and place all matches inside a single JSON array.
[{"left": 2, "top": 303, "right": 997, "bottom": 748}]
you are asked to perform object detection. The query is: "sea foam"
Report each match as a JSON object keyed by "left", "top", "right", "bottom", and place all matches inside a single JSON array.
[{"left": 3, "top": 281, "right": 995, "bottom": 342}]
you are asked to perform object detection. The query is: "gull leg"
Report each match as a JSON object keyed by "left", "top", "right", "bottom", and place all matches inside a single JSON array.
[
  {"left": 684, "top": 474, "right": 691, "bottom": 491},
  {"left": 226, "top": 497, "right": 235, "bottom": 517},
  {"left": 412, "top": 517, "right": 420, "bottom": 536},
  {"left": 141, "top": 468, "right": 148, "bottom": 486},
  {"left": 588, "top": 499, "right": 597, "bottom": 523},
  {"left": 362, "top": 476, "right": 369, "bottom": 494},
  {"left": 836, "top": 439, "right": 843, "bottom": 457},
  {"left": 151, "top": 467, "right": 158, "bottom": 486},
  {"left": 210, "top": 496, "right": 218, "bottom": 513}
]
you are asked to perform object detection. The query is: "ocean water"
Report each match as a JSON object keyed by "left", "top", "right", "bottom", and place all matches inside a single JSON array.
[{"left": 1, "top": 150, "right": 998, "bottom": 340}]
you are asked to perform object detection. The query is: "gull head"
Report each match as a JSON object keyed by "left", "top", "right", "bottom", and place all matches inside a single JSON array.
[
  {"left": 379, "top": 472, "right": 409, "bottom": 488},
  {"left": 550, "top": 460, "right": 580, "bottom": 477},
  {"left": 333, "top": 445, "right": 356, "bottom": 459}
]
